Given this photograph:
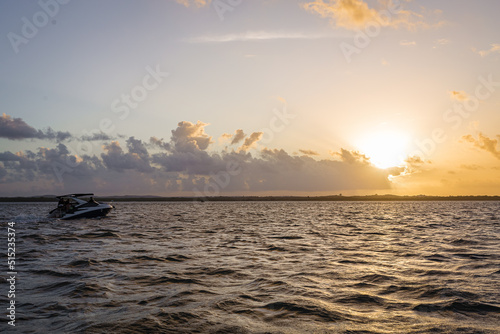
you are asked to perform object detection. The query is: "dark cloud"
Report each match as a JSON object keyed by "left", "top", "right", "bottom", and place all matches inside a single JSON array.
[
  {"left": 0, "top": 151, "right": 22, "bottom": 162},
  {"left": 149, "top": 136, "right": 171, "bottom": 151},
  {"left": 0, "top": 165, "right": 6, "bottom": 180},
  {"left": 0, "top": 113, "right": 43, "bottom": 140},
  {"left": 0, "top": 120, "right": 401, "bottom": 196},
  {"left": 80, "top": 132, "right": 115, "bottom": 141},
  {"left": 224, "top": 148, "right": 393, "bottom": 193},
  {"left": 101, "top": 140, "right": 153, "bottom": 173},
  {"left": 126, "top": 136, "right": 149, "bottom": 158},
  {"left": 0, "top": 113, "right": 71, "bottom": 142},
  {"left": 152, "top": 150, "right": 224, "bottom": 174},
  {"left": 44, "top": 128, "right": 72, "bottom": 141}
]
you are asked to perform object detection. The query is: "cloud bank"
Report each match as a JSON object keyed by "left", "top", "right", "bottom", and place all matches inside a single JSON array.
[{"left": 0, "top": 120, "right": 400, "bottom": 196}]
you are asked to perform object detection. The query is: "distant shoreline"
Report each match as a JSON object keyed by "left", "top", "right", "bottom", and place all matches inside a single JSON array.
[{"left": 1, "top": 195, "right": 499, "bottom": 202}]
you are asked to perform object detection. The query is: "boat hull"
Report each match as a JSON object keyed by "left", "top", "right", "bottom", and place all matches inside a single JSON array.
[{"left": 60, "top": 206, "right": 113, "bottom": 220}]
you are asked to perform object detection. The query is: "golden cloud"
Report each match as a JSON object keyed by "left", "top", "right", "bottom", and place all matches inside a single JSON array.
[
  {"left": 474, "top": 44, "right": 500, "bottom": 57},
  {"left": 239, "top": 132, "right": 263, "bottom": 152},
  {"left": 231, "top": 129, "right": 246, "bottom": 145},
  {"left": 302, "top": 0, "right": 442, "bottom": 31},
  {"left": 299, "top": 149, "right": 320, "bottom": 156},
  {"left": 462, "top": 132, "right": 500, "bottom": 159},
  {"left": 449, "top": 90, "right": 468, "bottom": 102},
  {"left": 332, "top": 148, "right": 371, "bottom": 165},
  {"left": 174, "top": 0, "right": 211, "bottom": 8},
  {"left": 400, "top": 40, "right": 416, "bottom": 46}
]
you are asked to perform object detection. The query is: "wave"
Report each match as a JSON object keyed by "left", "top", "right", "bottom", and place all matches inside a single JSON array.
[
  {"left": 262, "top": 299, "right": 352, "bottom": 322},
  {"left": 413, "top": 300, "right": 500, "bottom": 314},
  {"left": 4, "top": 201, "right": 500, "bottom": 333},
  {"left": 79, "top": 231, "right": 120, "bottom": 238}
]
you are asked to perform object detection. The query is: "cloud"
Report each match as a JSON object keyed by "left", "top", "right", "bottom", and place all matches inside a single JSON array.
[
  {"left": 299, "top": 149, "right": 320, "bottom": 156},
  {"left": 435, "top": 38, "right": 450, "bottom": 45},
  {"left": 0, "top": 121, "right": 402, "bottom": 196},
  {"left": 80, "top": 132, "right": 115, "bottom": 141},
  {"left": 174, "top": 0, "right": 211, "bottom": 8},
  {"left": 247, "top": 148, "right": 395, "bottom": 192},
  {"left": 303, "top": 0, "right": 380, "bottom": 30},
  {"left": 126, "top": 136, "right": 149, "bottom": 158},
  {"left": 171, "top": 121, "right": 213, "bottom": 153},
  {"left": 302, "top": 0, "right": 442, "bottom": 31},
  {"left": 0, "top": 113, "right": 82, "bottom": 142},
  {"left": 0, "top": 142, "right": 105, "bottom": 188},
  {"left": 239, "top": 132, "right": 263, "bottom": 152},
  {"left": 449, "top": 90, "right": 468, "bottom": 102},
  {"left": 405, "top": 155, "right": 425, "bottom": 166},
  {"left": 462, "top": 133, "right": 500, "bottom": 159},
  {"left": 187, "top": 31, "right": 330, "bottom": 43},
  {"left": 149, "top": 136, "right": 171, "bottom": 151},
  {"left": 101, "top": 140, "right": 153, "bottom": 173},
  {"left": 460, "top": 164, "right": 482, "bottom": 171},
  {"left": 44, "top": 128, "right": 72, "bottom": 142},
  {"left": 231, "top": 129, "right": 246, "bottom": 145},
  {"left": 473, "top": 44, "right": 500, "bottom": 57},
  {"left": 400, "top": 40, "right": 416, "bottom": 46},
  {"left": 0, "top": 113, "right": 45, "bottom": 140},
  {"left": 400, "top": 155, "right": 430, "bottom": 175},
  {"left": 333, "top": 148, "right": 371, "bottom": 165},
  {"left": 0, "top": 151, "right": 23, "bottom": 162}
]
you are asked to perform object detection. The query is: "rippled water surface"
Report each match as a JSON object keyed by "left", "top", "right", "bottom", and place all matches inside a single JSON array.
[{"left": 1, "top": 201, "right": 499, "bottom": 333}]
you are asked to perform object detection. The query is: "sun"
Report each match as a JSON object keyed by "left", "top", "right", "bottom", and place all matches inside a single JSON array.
[{"left": 356, "top": 131, "right": 410, "bottom": 169}]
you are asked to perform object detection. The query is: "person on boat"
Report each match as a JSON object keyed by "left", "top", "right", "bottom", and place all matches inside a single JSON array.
[
  {"left": 55, "top": 198, "right": 68, "bottom": 217},
  {"left": 65, "top": 199, "right": 72, "bottom": 212}
]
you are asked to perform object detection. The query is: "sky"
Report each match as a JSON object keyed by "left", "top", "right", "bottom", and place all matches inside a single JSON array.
[{"left": 1, "top": 0, "right": 500, "bottom": 197}]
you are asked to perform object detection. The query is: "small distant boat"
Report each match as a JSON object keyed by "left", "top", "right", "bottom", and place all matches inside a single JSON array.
[{"left": 48, "top": 193, "right": 114, "bottom": 220}]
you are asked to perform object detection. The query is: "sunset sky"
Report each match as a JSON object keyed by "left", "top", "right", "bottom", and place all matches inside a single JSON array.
[{"left": 1, "top": 0, "right": 500, "bottom": 196}]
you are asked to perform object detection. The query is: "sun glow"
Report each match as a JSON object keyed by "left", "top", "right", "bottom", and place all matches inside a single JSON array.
[{"left": 357, "top": 131, "right": 410, "bottom": 169}]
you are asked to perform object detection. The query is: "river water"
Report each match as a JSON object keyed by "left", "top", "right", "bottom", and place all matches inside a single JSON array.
[{"left": 1, "top": 201, "right": 499, "bottom": 333}]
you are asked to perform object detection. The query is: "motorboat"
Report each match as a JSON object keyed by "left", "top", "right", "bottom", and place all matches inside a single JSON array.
[{"left": 48, "top": 193, "right": 114, "bottom": 220}]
